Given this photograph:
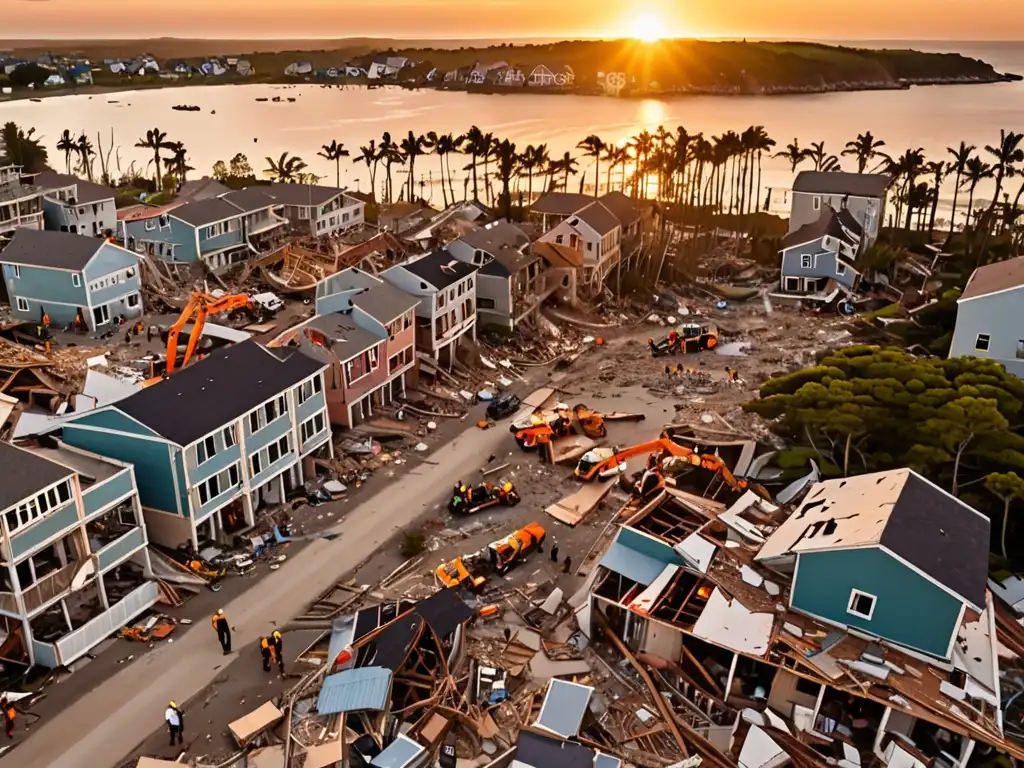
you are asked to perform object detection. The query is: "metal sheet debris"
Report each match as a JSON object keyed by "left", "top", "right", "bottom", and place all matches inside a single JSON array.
[
  {"left": 534, "top": 679, "right": 594, "bottom": 739},
  {"left": 691, "top": 587, "right": 773, "bottom": 657}
]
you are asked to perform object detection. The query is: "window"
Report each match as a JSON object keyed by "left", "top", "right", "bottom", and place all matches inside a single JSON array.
[
  {"left": 249, "top": 411, "right": 260, "bottom": 433},
  {"left": 794, "top": 676, "right": 821, "bottom": 697},
  {"left": 144, "top": 220, "right": 157, "bottom": 232},
  {"left": 228, "top": 464, "right": 239, "bottom": 488},
  {"left": 250, "top": 452, "right": 263, "bottom": 476},
  {"left": 368, "top": 346, "right": 378, "bottom": 369},
  {"left": 847, "top": 589, "right": 876, "bottom": 620},
  {"left": 467, "top": 277, "right": 473, "bottom": 290},
  {"left": 198, "top": 474, "right": 221, "bottom": 505},
  {"left": 784, "top": 277, "right": 800, "bottom": 292},
  {"left": 436, "top": 292, "right": 446, "bottom": 309},
  {"left": 478, "top": 297, "right": 496, "bottom": 309},
  {"left": 800, "top": 254, "right": 813, "bottom": 269},
  {"left": 836, "top": 262, "right": 847, "bottom": 277},
  {"left": 1018, "top": 340, "right": 1024, "bottom": 360},
  {"left": 197, "top": 434, "right": 217, "bottom": 464},
  {"left": 72, "top": 273, "right": 81, "bottom": 287},
  {"left": 812, "top": 196, "right": 821, "bottom": 211},
  {"left": 301, "top": 412, "right": 326, "bottom": 442},
  {"left": 975, "top": 334, "right": 991, "bottom": 352},
  {"left": 4, "top": 479, "right": 72, "bottom": 534},
  {"left": 127, "top": 293, "right": 140, "bottom": 308},
  {"left": 587, "top": 241, "right": 593, "bottom": 252},
  {"left": 16, "top": 297, "right": 29, "bottom": 313},
  {"left": 11, "top": 265, "right": 20, "bottom": 279},
  {"left": 298, "top": 376, "right": 323, "bottom": 403}
]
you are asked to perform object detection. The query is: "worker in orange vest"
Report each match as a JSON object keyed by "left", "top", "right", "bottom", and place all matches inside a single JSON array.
[
  {"left": 270, "top": 630, "right": 284, "bottom": 673},
  {"left": 211, "top": 609, "right": 231, "bottom": 654},
  {"left": 260, "top": 636, "right": 273, "bottom": 672},
  {"left": 41, "top": 310, "right": 50, "bottom": 329},
  {"left": 1, "top": 696, "right": 14, "bottom": 739}
]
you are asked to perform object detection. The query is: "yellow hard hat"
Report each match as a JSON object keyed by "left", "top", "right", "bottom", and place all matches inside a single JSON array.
[
  {"left": 169, "top": 701, "right": 176, "bottom": 708},
  {"left": 503, "top": 482, "right": 512, "bottom": 492},
  {"left": 273, "top": 630, "right": 282, "bottom": 640}
]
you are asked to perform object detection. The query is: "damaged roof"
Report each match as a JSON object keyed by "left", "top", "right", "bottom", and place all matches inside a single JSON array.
[
  {"left": 757, "top": 468, "right": 990, "bottom": 608},
  {"left": 172, "top": 197, "right": 247, "bottom": 227},
  {"left": 112, "top": 340, "right": 324, "bottom": 446},
  {"left": 0, "top": 228, "right": 110, "bottom": 271},
  {"left": 530, "top": 192, "right": 593, "bottom": 216},
  {"left": 571, "top": 201, "right": 620, "bottom": 236},
  {"left": 33, "top": 171, "right": 116, "bottom": 203},
  {"left": 598, "top": 191, "right": 641, "bottom": 227},
  {"left": 317, "top": 666, "right": 392, "bottom": 714},
  {"left": 455, "top": 220, "right": 531, "bottom": 253},
  {"left": 960, "top": 255, "right": 1024, "bottom": 301},
  {"left": 792, "top": 171, "right": 892, "bottom": 198},
  {"left": 351, "top": 282, "right": 419, "bottom": 325},
  {"left": 0, "top": 442, "right": 75, "bottom": 512},
  {"left": 412, "top": 587, "right": 474, "bottom": 637},
  {"left": 399, "top": 249, "right": 477, "bottom": 289},
  {"left": 782, "top": 206, "right": 862, "bottom": 250}
]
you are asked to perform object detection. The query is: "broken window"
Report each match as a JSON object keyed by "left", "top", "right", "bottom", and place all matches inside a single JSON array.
[
  {"left": 975, "top": 333, "right": 991, "bottom": 352},
  {"left": 847, "top": 589, "right": 876, "bottom": 620},
  {"left": 222, "top": 426, "right": 236, "bottom": 448}
]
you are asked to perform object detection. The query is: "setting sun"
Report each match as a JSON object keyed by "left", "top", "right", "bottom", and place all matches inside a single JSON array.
[{"left": 630, "top": 12, "right": 664, "bottom": 42}]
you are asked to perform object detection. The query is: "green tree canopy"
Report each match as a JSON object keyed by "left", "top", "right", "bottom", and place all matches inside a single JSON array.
[{"left": 745, "top": 346, "right": 1024, "bottom": 492}]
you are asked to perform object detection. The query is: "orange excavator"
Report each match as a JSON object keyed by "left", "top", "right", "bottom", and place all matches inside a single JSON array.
[
  {"left": 145, "top": 291, "right": 254, "bottom": 385},
  {"left": 574, "top": 435, "right": 771, "bottom": 500},
  {"left": 513, "top": 404, "right": 607, "bottom": 450}
]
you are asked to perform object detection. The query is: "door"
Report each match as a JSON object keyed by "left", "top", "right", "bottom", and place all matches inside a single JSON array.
[{"left": 93, "top": 303, "right": 110, "bottom": 326}]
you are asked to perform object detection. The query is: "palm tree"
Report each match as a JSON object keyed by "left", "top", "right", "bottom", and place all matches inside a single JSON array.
[
  {"left": 399, "top": 131, "right": 431, "bottom": 202},
  {"left": 480, "top": 132, "right": 497, "bottom": 204},
  {"left": 493, "top": 139, "right": 518, "bottom": 221},
  {"left": 748, "top": 126, "right": 776, "bottom": 213},
  {"left": 923, "top": 160, "right": 945, "bottom": 235},
  {"left": 773, "top": 139, "right": 810, "bottom": 174},
  {"left": 898, "top": 148, "right": 926, "bottom": 230},
  {"left": 134, "top": 128, "right": 168, "bottom": 185},
  {"left": 960, "top": 157, "right": 994, "bottom": 225},
  {"left": 164, "top": 141, "right": 191, "bottom": 185},
  {"left": 264, "top": 152, "right": 308, "bottom": 183},
  {"left": 75, "top": 133, "right": 96, "bottom": 181},
  {"left": 842, "top": 132, "right": 888, "bottom": 174},
  {"left": 317, "top": 140, "right": 350, "bottom": 188},
  {"left": 805, "top": 141, "right": 831, "bottom": 173},
  {"left": 378, "top": 132, "right": 404, "bottom": 203},
  {"left": 576, "top": 135, "right": 606, "bottom": 197},
  {"left": 353, "top": 140, "right": 379, "bottom": 200},
  {"left": 463, "top": 125, "right": 488, "bottom": 202},
  {"left": 519, "top": 143, "right": 549, "bottom": 204},
  {"left": 629, "top": 130, "right": 654, "bottom": 199},
  {"left": 426, "top": 131, "right": 450, "bottom": 207},
  {"left": 946, "top": 141, "right": 976, "bottom": 236},
  {"left": 982, "top": 129, "right": 1024, "bottom": 234},
  {"left": 56, "top": 129, "right": 76, "bottom": 173},
  {"left": 601, "top": 143, "right": 620, "bottom": 195},
  {"left": 549, "top": 152, "right": 579, "bottom": 191}
]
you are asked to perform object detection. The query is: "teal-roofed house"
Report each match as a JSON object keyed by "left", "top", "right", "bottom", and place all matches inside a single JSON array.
[
  {"left": 60, "top": 340, "right": 331, "bottom": 548},
  {"left": 0, "top": 228, "right": 142, "bottom": 330},
  {"left": 756, "top": 468, "right": 990, "bottom": 660},
  {"left": 0, "top": 441, "right": 156, "bottom": 668}
]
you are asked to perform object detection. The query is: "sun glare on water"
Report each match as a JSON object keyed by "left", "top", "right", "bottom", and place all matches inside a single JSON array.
[{"left": 630, "top": 12, "right": 664, "bottom": 43}]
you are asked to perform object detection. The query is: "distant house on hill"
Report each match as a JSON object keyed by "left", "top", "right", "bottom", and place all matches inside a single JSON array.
[
  {"left": 527, "top": 64, "right": 574, "bottom": 87},
  {"left": 284, "top": 61, "right": 313, "bottom": 77},
  {"left": 493, "top": 66, "right": 526, "bottom": 86},
  {"left": 236, "top": 60, "right": 254, "bottom": 76}
]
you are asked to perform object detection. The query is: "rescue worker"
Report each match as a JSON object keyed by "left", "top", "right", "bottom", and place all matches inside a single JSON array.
[
  {"left": 667, "top": 328, "right": 680, "bottom": 353},
  {"left": 165, "top": 700, "right": 183, "bottom": 746},
  {"left": 41, "top": 310, "right": 51, "bottom": 329},
  {"left": 1, "top": 697, "right": 14, "bottom": 739},
  {"left": 260, "top": 636, "right": 273, "bottom": 672},
  {"left": 73, "top": 313, "right": 84, "bottom": 333},
  {"left": 562, "top": 555, "right": 572, "bottom": 574},
  {"left": 271, "top": 630, "right": 285, "bottom": 673},
  {"left": 212, "top": 609, "right": 231, "bottom": 654},
  {"left": 550, "top": 541, "right": 559, "bottom": 563}
]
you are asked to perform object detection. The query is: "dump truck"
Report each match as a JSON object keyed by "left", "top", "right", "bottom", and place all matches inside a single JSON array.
[
  {"left": 434, "top": 522, "right": 547, "bottom": 589},
  {"left": 648, "top": 322, "right": 719, "bottom": 357}
]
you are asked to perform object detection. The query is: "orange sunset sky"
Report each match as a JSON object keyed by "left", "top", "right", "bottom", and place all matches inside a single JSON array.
[{"left": 4, "top": 0, "right": 1023, "bottom": 40}]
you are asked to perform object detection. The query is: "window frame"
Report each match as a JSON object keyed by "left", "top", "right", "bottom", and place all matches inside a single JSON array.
[
  {"left": 800, "top": 254, "right": 813, "bottom": 269},
  {"left": 847, "top": 589, "right": 877, "bottom": 620},
  {"left": 975, "top": 333, "right": 991, "bottom": 352},
  {"left": 72, "top": 273, "right": 81, "bottom": 287},
  {"left": 16, "top": 296, "right": 29, "bottom": 313}
]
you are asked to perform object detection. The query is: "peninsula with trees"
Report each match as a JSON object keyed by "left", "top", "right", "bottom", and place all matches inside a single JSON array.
[{"left": 0, "top": 37, "right": 1017, "bottom": 101}]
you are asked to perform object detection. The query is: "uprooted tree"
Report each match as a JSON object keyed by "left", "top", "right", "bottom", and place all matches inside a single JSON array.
[{"left": 745, "top": 345, "right": 1024, "bottom": 489}]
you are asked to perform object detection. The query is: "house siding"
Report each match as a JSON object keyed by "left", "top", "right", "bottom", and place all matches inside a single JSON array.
[
  {"left": 188, "top": 443, "right": 242, "bottom": 485},
  {"left": 477, "top": 273, "right": 513, "bottom": 329},
  {"left": 791, "top": 548, "right": 961, "bottom": 658},
  {"left": 780, "top": 243, "right": 858, "bottom": 290},
  {"left": 791, "top": 193, "right": 884, "bottom": 247},
  {"left": 950, "top": 287, "right": 1024, "bottom": 378},
  {"left": 199, "top": 225, "right": 245, "bottom": 255},
  {"left": 3, "top": 262, "right": 88, "bottom": 312},
  {"left": 245, "top": 413, "right": 293, "bottom": 455},
  {"left": 43, "top": 197, "right": 117, "bottom": 237},
  {"left": 123, "top": 216, "right": 199, "bottom": 263}
]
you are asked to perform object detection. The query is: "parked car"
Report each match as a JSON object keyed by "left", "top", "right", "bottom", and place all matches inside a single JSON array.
[{"left": 486, "top": 392, "right": 522, "bottom": 420}]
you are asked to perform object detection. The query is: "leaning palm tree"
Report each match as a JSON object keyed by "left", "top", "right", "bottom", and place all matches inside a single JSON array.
[
  {"left": 923, "top": 160, "right": 946, "bottom": 235},
  {"left": 773, "top": 139, "right": 810, "bottom": 174},
  {"left": 549, "top": 152, "right": 579, "bottom": 191},
  {"left": 576, "top": 135, "right": 606, "bottom": 197},
  {"left": 748, "top": 126, "right": 775, "bottom": 213},
  {"left": 960, "top": 156, "right": 994, "bottom": 226},
  {"left": 982, "top": 129, "right": 1024, "bottom": 235},
  {"left": 893, "top": 148, "right": 926, "bottom": 230},
  {"left": 317, "top": 140, "right": 350, "bottom": 188},
  {"left": 399, "top": 131, "right": 431, "bottom": 202},
  {"left": 134, "top": 128, "right": 168, "bottom": 185},
  {"left": 75, "top": 133, "right": 96, "bottom": 181},
  {"left": 264, "top": 152, "right": 308, "bottom": 183},
  {"left": 601, "top": 142, "right": 621, "bottom": 195},
  {"left": 353, "top": 140, "right": 379, "bottom": 200},
  {"left": 493, "top": 138, "right": 518, "bottom": 221},
  {"left": 56, "top": 129, "right": 77, "bottom": 173},
  {"left": 946, "top": 141, "right": 976, "bottom": 236},
  {"left": 164, "top": 141, "right": 191, "bottom": 185},
  {"left": 463, "top": 125, "right": 488, "bottom": 202},
  {"left": 378, "top": 132, "right": 404, "bottom": 203},
  {"left": 842, "top": 132, "right": 888, "bottom": 174}
]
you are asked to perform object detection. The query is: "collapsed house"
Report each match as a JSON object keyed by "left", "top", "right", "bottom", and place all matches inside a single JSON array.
[{"left": 582, "top": 467, "right": 1017, "bottom": 767}]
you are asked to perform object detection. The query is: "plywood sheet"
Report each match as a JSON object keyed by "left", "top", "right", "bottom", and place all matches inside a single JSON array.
[
  {"left": 228, "top": 701, "right": 283, "bottom": 745},
  {"left": 549, "top": 435, "right": 598, "bottom": 465},
  {"left": 545, "top": 481, "right": 613, "bottom": 527}
]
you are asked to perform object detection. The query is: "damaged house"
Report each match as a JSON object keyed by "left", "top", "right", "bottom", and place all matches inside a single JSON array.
[
  {"left": 949, "top": 255, "right": 1024, "bottom": 379},
  {"left": 0, "top": 441, "right": 157, "bottom": 669},
  {"left": 58, "top": 341, "right": 331, "bottom": 548},
  {"left": 584, "top": 466, "right": 1015, "bottom": 768},
  {"left": 777, "top": 205, "right": 863, "bottom": 298},
  {"left": 787, "top": 172, "right": 891, "bottom": 250}
]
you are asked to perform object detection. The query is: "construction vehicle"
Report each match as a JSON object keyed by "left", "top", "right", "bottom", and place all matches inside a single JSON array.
[
  {"left": 648, "top": 322, "right": 719, "bottom": 357},
  {"left": 574, "top": 436, "right": 770, "bottom": 500},
  {"left": 513, "top": 404, "right": 607, "bottom": 450},
  {"left": 448, "top": 480, "right": 521, "bottom": 515},
  {"left": 144, "top": 291, "right": 255, "bottom": 385},
  {"left": 434, "top": 522, "right": 546, "bottom": 589}
]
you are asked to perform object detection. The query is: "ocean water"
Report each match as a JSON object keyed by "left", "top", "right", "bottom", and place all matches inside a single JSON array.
[{"left": 2, "top": 40, "right": 1022, "bottom": 217}]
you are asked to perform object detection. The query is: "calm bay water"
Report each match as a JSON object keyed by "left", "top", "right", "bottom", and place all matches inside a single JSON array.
[{"left": 2, "top": 41, "right": 1022, "bottom": 216}]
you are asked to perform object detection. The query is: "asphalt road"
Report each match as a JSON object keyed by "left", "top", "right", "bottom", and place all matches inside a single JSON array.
[{"left": 16, "top": 401, "right": 524, "bottom": 768}]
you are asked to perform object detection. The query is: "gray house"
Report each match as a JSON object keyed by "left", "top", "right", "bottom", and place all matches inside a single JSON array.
[
  {"left": 0, "top": 228, "right": 142, "bottom": 330},
  {"left": 949, "top": 256, "right": 1024, "bottom": 378},
  {"left": 779, "top": 206, "right": 863, "bottom": 296},
  {"left": 33, "top": 171, "right": 117, "bottom": 237},
  {"left": 789, "top": 172, "right": 890, "bottom": 249}
]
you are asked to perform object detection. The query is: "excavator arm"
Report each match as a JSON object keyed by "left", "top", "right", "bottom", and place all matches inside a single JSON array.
[
  {"left": 165, "top": 292, "right": 253, "bottom": 376},
  {"left": 579, "top": 438, "right": 695, "bottom": 481}
]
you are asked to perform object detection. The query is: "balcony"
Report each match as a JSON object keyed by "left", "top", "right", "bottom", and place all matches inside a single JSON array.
[
  {"left": 0, "top": 210, "right": 44, "bottom": 234},
  {"left": 250, "top": 450, "right": 298, "bottom": 491},
  {"left": 95, "top": 527, "right": 146, "bottom": 571},
  {"left": 247, "top": 210, "right": 289, "bottom": 235},
  {"left": 32, "top": 581, "right": 160, "bottom": 668},
  {"left": 0, "top": 557, "right": 92, "bottom": 616},
  {"left": 82, "top": 469, "right": 136, "bottom": 521},
  {"left": 296, "top": 390, "right": 327, "bottom": 424},
  {"left": 9, "top": 503, "right": 80, "bottom": 561},
  {"left": 246, "top": 412, "right": 292, "bottom": 454}
]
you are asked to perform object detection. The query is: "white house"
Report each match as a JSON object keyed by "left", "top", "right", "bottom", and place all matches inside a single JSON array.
[
  {"left": 539, "top": 201, "right": 622, "bottom": 287},
  {"left": 381, "top": 250, "right": 478, "bottom": 369}
]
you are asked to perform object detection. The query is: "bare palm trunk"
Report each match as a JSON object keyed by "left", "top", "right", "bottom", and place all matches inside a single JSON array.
[{"left": 948, "top": 171, "right": 963, "bottom": 237}]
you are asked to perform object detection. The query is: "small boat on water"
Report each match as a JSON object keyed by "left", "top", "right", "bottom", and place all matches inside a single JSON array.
[
  {"left": 255, "top": 97, "right": 269, "bottom": 102},
  {"left": 172, "top": 104, "right": 201, "bottom": 112},
  {"left": 272, "top": 96, "right": 282, "bottom": 102},
  {"left": 286, "top": 97, "right": 296, "bottom": 102},
  {"left": 30, "top": 98, "right": 42, "bottom": 103}
]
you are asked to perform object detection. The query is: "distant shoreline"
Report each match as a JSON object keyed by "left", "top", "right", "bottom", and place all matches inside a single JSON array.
[{"left": 2, "top": 71, "right": 1018, "bottom": 107}]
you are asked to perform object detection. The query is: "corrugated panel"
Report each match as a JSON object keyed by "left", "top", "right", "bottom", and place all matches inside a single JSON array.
[{"left": 317, "top": 666, "right": 392, "bottom": 715}]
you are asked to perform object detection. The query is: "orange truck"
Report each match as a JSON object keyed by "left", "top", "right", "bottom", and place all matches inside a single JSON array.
[
  {"left": 513, "top": 404, "right": 607, "bottom": 450},
  {"left": 434, "top": 522, "right": 547, "bottom": 589}
]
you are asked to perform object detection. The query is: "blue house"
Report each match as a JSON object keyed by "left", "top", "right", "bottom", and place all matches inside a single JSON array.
[
  {"left": 778, "top": 205, "right": 864, "bottom": 297},
  {"left": 755, "top": 468, "right": 990, "bottom": 659},
  {"left": 0, "top": 229, "right": 142, "bottom": 331},
  {"left": 120, "top": 188, "right": 288, "bottom": 272},
  {"left": 0, "top": 441, "right": 156, "bottom": 668},
  {"left": 61, "top": 340, "right": 331, "bottom": 547}
]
